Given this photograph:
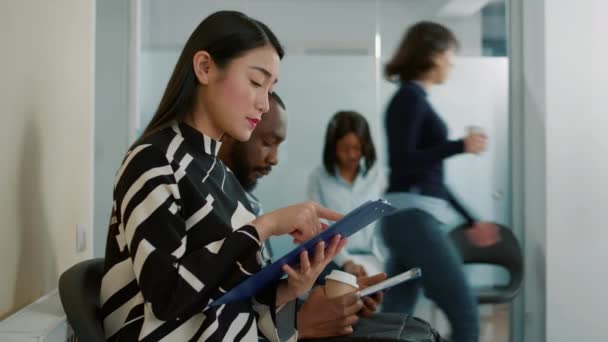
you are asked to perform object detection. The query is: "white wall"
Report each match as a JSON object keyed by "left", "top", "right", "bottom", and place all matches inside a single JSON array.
[
  {"left": 0, "top": 0, "right": 94, "bottom": 319},
  {"left": 518, "top": 0, "right": 608, "bottom": 340},
  {"left": 544, "top": 1, "right": 608, "bottom": 340}
]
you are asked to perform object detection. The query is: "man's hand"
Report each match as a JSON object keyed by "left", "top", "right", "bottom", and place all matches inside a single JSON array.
[
  {"left": 297, "top": 287, "right": 363, "bottom": 339},
  {"left": 357, "top": 273, "right": 387, "bottom": 317},
  {"left": 343, "top": 260, "right": 367, "bottom": 277}
]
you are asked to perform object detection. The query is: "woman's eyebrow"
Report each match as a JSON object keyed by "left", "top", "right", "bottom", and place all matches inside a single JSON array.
[{"left": 249, "top": 66, "right": 278, "bottom": 84}]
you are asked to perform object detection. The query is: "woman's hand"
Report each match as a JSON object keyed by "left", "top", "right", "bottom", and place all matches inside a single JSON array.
[
  {"left": 251, "top": 201, "right": 343, "bottom": 242},
  {"left": 277, "top": 235, "right": 347, "bottom": 305},
  {"left": 465, "top": 221, "right": 501, "bottom": 247},
  {"left": 464, "top": 132, "right": 487, "bottom": 154}
]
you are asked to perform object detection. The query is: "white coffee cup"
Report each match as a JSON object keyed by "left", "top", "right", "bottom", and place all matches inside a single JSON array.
[
  {"left": 324, "top": 270, "right": 359, "bottom": 298},
  {"left": 466, "top": 125, "right": 485, "bottom": 135}
]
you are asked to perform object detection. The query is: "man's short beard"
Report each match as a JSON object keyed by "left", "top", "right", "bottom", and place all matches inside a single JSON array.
[{"left": 230, "top": 144, "right": 257, "bottom": 192}]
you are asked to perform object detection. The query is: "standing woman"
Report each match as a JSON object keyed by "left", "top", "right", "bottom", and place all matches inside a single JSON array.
[
  {"left": 100, "top": 11, "right": 345, "bottom": 342},
  {"left": 380, "top": 22, "right": 499, "bottom": 342}
]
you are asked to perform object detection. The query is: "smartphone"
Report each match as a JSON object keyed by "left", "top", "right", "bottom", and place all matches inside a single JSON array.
[{"left": 358, "top": 268, "right": 421, "bottom": 297}]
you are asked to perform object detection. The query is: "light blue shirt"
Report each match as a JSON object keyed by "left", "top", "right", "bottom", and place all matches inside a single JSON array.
[
  {"left": 383, "top": 192, "right": 462, "bottom": 228},
  {"left": 306, "top": 164, "right": 387, "bottom": 267}
]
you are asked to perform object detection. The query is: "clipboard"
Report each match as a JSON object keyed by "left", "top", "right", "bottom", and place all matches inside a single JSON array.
[{"left": 211, "top": 199, "right": 397, "bottom": 306}]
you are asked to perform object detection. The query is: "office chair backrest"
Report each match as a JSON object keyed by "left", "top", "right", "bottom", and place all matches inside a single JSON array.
[
  {"left": 449, "top": 223, "right": 523, "bottom": 301},
  {"left": 58, "top": 258, "right": 106, "bottom": 342}
]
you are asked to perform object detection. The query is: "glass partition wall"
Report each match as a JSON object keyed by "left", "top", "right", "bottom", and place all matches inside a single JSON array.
[{"left": 133, "top": 1, "right": 513, "bottom": 340}]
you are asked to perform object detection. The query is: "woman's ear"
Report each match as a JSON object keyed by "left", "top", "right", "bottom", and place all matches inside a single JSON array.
[
  {"left": 430, "top": 52, "right": 442, "bottom": 68},
  {"left": 193, "top": 50, "right": 214, "bottom": 85}
]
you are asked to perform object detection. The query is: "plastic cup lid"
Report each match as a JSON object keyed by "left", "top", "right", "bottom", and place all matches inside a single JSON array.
[{"left": 325, "top": 270, "right": 359, "bottom": 288}]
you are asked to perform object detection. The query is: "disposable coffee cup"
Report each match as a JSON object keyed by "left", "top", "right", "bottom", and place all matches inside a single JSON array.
[
  {"left": 324, "top": 270, "right": 359, "bottom": 298},
  {"left": 466, "top": 125, "right": 485, "bottom": 135}
]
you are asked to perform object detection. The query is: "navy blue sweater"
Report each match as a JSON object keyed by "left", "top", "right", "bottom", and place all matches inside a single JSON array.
[{"left": 385, "top": 81, "right": 474, "bottom": 224}]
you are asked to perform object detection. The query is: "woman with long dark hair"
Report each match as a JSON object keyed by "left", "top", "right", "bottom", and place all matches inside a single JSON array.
[
  {"left": 307, "top": 111, "right": 386, "bottom": 277},
  {"left": 380, "top": 22, "right": 499, "bottom": 342},
  {"left": 100, "top": 11, "right": 345, "bottom": 341}
]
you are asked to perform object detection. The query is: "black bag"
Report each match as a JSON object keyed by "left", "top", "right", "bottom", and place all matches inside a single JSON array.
[{"left": 301, "top": 313, "right": 445, "bottom": 342}]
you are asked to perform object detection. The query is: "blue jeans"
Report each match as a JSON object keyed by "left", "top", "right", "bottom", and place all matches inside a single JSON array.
[{"left": 379, "top": 208, "right": 479, "bottom": 342}]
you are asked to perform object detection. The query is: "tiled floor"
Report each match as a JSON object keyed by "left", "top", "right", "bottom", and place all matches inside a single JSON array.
[{"left": 414, "top": 297, "right": 510, "bottom": 342}]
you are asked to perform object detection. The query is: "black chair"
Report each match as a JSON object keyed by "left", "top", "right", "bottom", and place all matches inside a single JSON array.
[
  {"left": 58, "top": 258, "right": 106, "bottom": 341},
  {"left": 448, "top": 223, "right": 523, "bottom": 304}
]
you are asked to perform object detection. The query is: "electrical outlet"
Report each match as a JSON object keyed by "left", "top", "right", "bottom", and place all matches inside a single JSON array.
[{"left": 76, "top": 224, "right": 87, "bottom": 252}]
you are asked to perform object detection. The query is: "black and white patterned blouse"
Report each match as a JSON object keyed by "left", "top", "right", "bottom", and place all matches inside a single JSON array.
[{"left": 100, "top": 122, "right": 296, "bottom": 341}]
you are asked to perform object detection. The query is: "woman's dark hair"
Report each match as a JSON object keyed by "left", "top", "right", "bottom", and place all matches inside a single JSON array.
[
  {"left": 323, "top": 111, "right": 376, "bottom": 176},
  {"left": 137, "top": 11, "right": 284, "bottom": 143},
  {"left": 385, "top": 21, "right": 458, "bottom": 82}
]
